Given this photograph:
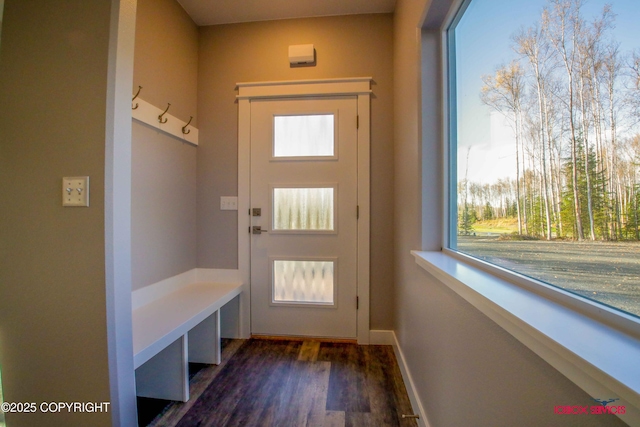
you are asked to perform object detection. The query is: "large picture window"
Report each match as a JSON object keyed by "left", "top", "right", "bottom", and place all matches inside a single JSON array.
[{"left": 449, "top": 0, "right": 640, "bottom": 318}]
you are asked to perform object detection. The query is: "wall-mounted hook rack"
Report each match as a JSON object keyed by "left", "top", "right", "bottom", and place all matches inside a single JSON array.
[
  {"left": 158, "top": 103, "right": 171, "bottom": 124},
  {"left": 182, "top": 116, "right": 193, "bottom": 134},
  {"left": 131, "top": 98, "right": 199, "bottom": 146},
  {"left": 132, "top": 86, "right": 142, "bottom": 110}
]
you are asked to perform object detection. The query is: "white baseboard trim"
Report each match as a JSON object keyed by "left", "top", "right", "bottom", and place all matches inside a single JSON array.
[
  {"left": 390, "top": 331, "right": 430, "bottom": 427},
  {"left": 369, "top": 330, "right": 396, "bottom": 345}
]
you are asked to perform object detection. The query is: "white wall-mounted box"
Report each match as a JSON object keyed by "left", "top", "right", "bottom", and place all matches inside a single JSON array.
[{"left": 288, "top": 44, "right": 315, "bottom": 65}]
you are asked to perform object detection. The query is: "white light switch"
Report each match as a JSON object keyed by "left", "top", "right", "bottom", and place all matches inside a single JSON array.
[
  {"left": 220, "top": 196, "right": 238, "bottom": 211},
  {"left": 62, "top": 176, "right": 89, "bottom": 207}
]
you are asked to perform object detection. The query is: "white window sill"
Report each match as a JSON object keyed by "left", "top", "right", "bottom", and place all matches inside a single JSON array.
[{"left": 412, "top": 250, "right": 640, "bottom": 425}]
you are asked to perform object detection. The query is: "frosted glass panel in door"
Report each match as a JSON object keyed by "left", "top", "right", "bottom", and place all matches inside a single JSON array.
[
  {"left": 273, "top": 187, "right": 334, "bottom": 231},
  {"left": 273, "top": 260, "right": 334, "bottom": 304},
  {"left": 273, "top": 114, "right": 334, "bottom": 157}
]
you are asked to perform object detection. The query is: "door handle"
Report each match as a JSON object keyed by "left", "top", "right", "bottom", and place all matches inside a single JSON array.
[{"left": 252, "top": 226, "right": 269, "bottom": 234}]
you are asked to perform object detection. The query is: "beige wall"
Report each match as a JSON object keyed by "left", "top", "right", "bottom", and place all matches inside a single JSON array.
[
  {"left": 0, "top": 0, "right": 4, "bottom": 45},
  {"left": 393, "top": 0, "right": 628, "bottom": 426},
  {"left": 131, "top": 0, "right": 198, "bottom": 290},
  {"left": 133, "top": 0, "right": 198, "bottom": 125},
  {"left": 197, "top": 14, "right": 396, "bottom": 329},
  {"left": 131, "top": 124, "right": 197, "bottom": 290},
  {"left": 0, "top": 1, "right": 113, "bottom": 425}
]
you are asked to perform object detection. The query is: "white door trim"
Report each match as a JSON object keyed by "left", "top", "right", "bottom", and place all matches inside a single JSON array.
[{"left": 237, "top": 78, "right": 372, "bottom": 344}]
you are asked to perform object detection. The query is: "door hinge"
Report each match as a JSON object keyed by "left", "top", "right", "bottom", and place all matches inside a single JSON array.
[
  {"left": 356, "top": 296, "right": 359, "bottom": 310},
  {"left": 248, "top": 226, "right": 251, "bottom": 234},
  {"left": 357, "top": 205, "right": 360, "bottom": 219},
  {"left": 357, "top": 115, "right": 359, "bottom": 129}
]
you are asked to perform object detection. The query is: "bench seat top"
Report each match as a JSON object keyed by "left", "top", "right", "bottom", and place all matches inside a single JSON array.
[{"left": 132, "top": 281, "right": 242, "bottom": 369}]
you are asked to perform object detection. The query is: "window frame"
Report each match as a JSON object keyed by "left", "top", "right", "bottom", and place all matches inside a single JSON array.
[
  {"left": 443, "top": 0, "right": 640, "bottom": 339},
  {"left": 271, "top": 111, "right": 339, "bottom": 161},
  {"left": 415, "top": 0, "right": 640, "bottom": 422},
  {"left": 270, "top": 183, "right": 339, "bottom": 235},
  {"left": 270, "top": 256, "right": 338, "bottom": 308}
]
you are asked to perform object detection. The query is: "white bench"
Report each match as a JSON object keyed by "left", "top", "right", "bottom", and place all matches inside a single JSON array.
[{"left": 132, "top": 276, "right": 242, "bottom": 402}]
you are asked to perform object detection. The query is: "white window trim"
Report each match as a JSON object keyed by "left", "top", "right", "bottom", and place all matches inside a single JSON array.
[
  {"left": 418, "top": 0, "right": 640, "bottom": 424},
  {"left": 236, "top": 78, "right": 372, "bottom": 343},
  {"left": 413, "top": 251, "right": 640, "bottom": 424}
]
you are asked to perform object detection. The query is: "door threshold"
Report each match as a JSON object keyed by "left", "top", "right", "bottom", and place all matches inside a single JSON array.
[{"left": 251, "top": 334, "right": 357, "bottom": 344}]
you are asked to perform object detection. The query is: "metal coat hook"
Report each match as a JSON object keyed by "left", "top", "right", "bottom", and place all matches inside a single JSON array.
[
  {"left": 182, "top": 116, "right": 193, "bottom": 134},
  {"left": 132, "top": 86, "right": 142, "bottom": 110},
  {"left": 158, "top": 103, "right": 171, "bottom": 124}
]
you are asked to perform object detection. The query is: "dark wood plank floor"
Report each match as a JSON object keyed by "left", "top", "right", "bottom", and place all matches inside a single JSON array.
[{"left": 138, "top": 339, "right": 419, "bottom": 427}]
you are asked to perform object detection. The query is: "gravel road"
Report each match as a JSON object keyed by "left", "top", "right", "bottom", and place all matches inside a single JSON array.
[{"left": 457, "top": 236, "right": 640, "bottom": 317}]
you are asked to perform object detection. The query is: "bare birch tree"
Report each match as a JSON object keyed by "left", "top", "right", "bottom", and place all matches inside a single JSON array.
[
  {"left": 514, "top": 25, "right": 556, "bottom": 239},
  {"left": 481, "top": 61, "right": 527, "bottom": 234},
  {"left": 544, "top": 0, "right": 585, "bottom": 239}
]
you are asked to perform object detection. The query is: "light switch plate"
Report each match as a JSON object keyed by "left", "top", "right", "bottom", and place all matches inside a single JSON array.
[
  {"left": 62, "top": 176, "right": 89, "bottom": 207},
  {"left": 220, "top": 196, "right": 238, "bottom": 211}
]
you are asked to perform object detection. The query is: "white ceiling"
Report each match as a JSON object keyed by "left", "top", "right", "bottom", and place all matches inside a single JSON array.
[{"left": 177, "top": 0, "right": 396, "bottom": 26}]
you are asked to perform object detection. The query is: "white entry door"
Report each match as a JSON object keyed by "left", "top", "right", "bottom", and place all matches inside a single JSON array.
[{"left": 250, "top": 97, "right": 358, "bottom": 338}]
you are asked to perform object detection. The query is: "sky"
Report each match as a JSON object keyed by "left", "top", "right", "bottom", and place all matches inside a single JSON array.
[{"left": 455, "top": 0, "right": 640, "bottom": 185}]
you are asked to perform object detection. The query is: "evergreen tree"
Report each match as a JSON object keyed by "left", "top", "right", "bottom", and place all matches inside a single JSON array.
[
  {"left": 459, "top": 203, "right": 475, "bottom": 236},
  {"left": 625, "top": 184, "right": 640, "bottom": 240},
  {"left": 483, "top": 202, "right": 494, "bottom": 220}
]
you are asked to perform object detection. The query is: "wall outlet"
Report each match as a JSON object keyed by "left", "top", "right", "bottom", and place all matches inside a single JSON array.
[
  {"left": 62, "top": 176, "right": 89, "bottom": 207},
  {"left": 220, "top": 196, "right": 238, "bottom": 211}
]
